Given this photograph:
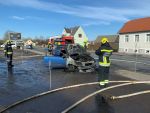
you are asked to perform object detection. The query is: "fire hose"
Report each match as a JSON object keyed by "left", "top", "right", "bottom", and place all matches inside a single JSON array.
[
  {"left": 61, "top": 81, "right": 150, "bottom": 113},
  {"left": 0, "top": 81, "right": 149, "bottom": 113},
  {"left": 110, "top": 90, "right": 150, "bottom": 100}
]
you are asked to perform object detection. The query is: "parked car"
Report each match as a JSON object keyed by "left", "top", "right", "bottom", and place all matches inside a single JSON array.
[
  {"left": 0, "top": 44, "right": 5, "bottom": 48},
  {"left": 0, "top": 44, "right": 16, "bottom": 48},
  {"left": 25, "top": 45, "right": 33, "bottom": 49}
]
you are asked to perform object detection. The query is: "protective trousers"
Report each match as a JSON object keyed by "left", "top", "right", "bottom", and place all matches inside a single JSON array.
[
  {"left": 98, "top": 66, "right": 110, "bottom": 87},
  {"left": 7, "top": 54, "right": 13, "bottom": 67}
]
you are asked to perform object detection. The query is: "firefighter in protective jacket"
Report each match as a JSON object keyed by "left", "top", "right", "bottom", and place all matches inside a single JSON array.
[
  {"left": 95, "top": 37, "right": 113, "bottom": 87},
  {"left": 4, "top": 40, "right": 13, "bottom": 67},
  {"left": 47, "top": 42, "right": 53, "bottom": 55}
]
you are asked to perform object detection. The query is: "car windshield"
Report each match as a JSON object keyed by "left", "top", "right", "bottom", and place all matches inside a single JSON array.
[{"left": 67, "top": 44, "right": 86, "bottom": 55}]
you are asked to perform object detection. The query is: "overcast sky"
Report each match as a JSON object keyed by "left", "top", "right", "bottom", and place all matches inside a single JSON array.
[{"left": 0, "top": 0, "right": 150, "bottom": 40}]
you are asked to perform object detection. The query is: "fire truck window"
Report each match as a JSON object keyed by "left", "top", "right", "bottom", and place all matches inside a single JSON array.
[{"left": 66, "top": 40, "right": 72, "bottom": 44}]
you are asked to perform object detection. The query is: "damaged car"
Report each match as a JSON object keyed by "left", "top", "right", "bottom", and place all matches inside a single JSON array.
[{"left": 64, "top": 44, "right": 96, "bottom": 72}]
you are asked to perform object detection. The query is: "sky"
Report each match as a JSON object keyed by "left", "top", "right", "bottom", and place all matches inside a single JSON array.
[{"left": 0, "top": 0, "right": 150, "bottom": 40}]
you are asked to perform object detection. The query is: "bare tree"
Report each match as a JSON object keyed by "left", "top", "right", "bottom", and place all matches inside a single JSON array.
[
  {"left": 0, "top": 40, "right": 4, "bottom": 45},
  {"left": 32, "top": 36, "right": 48, "bottom": 45}
]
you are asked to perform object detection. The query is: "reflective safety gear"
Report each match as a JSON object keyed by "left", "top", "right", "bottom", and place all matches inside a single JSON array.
[
  {"left": 7, "top": 52, "right": 13, "bottom": 54},
  {"left": 84, "top": 38, "right": 88, "bottom": 43},
  {"left": 99, "top": 49, "right": 113, "bottom": 67},
  {"left": 101, "top": 37, "right": 108, "bottom": 44},
  {"left": 104, "top": 80, "right": 109, "bottom": 84},
  {"left": 99, "top": 62, "right": 110, "bottom": 67},
  {"left": 99, "top": 81, "right": 105, "bottom": 86},
  {"left": 96, "top": 43, "right": 113, "bottom": 67},
  {"left": 4, "top": 44, "right": 13, "bottom": 55},
  {"left": 96, "top": 41, "right": 113, "bottom": 88},
  {"left": 101, "top": 49, "right": 113, "bottom": 53},
  {"left": 4, "top": 41, "right": 13, "bottom": 67},
  {"left": 99, "top": 80, "right": 109, "bottom": 86},
  {"left": 47, "top": 42, "right": 53, "bottom": 55},
  {"left": 7, "top": 54, "right": 13, "bottom": 68}
]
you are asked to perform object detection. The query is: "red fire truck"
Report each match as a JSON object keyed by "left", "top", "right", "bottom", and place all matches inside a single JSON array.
[
  {"left": 49, "top": 35, "right": 74, "bottom": 45},
  {"left": 48, "top": 35, "right": 74, "bottom": 56}
]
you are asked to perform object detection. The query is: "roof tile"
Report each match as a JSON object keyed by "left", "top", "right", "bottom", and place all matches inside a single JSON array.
[{"left": 119, "top": 17, "right": 150, "bottom": 34}]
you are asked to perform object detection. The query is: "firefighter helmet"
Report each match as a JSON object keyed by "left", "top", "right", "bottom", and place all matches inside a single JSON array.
[
  {"left": 48, "top": 42, "right": 51, "bottom": 44},
  {"left": 101, "top": 37, "right": 108, "bottom": 44},
  {"left": 6, "top": 40, "right": 11, "bottom": 44}
]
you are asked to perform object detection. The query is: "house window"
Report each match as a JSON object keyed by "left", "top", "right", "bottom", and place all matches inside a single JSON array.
[
  {"left": 128, "top": 49, "right": 134, "bottom": 53},
  {"left": 135, "top": 35, "right": 139, "bottom": 42},
  {"left": 146, "top": 50, "right": 149, "bottom": 53},
  {"left": 146, "top": 34, "right": 150, "bottom": 42},
  {"left": 125, "top": 35, "right": 129, "bottom": 42},
  {"left": 138, "top": 49, "right": 145, "bottom": 54},
  {"left": 78, "top": 34, "right": 82, "bottom": 38}
]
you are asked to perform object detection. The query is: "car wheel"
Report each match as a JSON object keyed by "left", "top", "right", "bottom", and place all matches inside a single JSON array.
[{"left": 67, "top": 64, "right": 75, "bottom": 72}]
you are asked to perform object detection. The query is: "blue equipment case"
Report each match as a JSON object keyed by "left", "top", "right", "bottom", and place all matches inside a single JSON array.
[{"left": 44, "top": 56, "right": 66, "bottom": 68}]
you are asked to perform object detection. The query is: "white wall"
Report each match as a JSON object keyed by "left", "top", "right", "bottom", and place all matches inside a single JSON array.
[
  {"left": 74, "top": 27, "right": 88, "bottom": 46},
  {"left": 119, "top": 32, "right": 150, "bottom": 54}
]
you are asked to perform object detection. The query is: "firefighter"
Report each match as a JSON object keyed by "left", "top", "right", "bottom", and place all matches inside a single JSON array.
[
  {"left": 47, "top": 42, "right": 52, "bottom": 55},
  {"left": 4, "top": 40, "right": 13, "bottom": 68},
  {"left": 95, "top": 37, "right": 113, "bottom": 87},
  {"left": 58, "top": 42, "right": 61, "bottom": 45},
  {"left": 84, "top": 39, "right": 88, "bottom": 52}
]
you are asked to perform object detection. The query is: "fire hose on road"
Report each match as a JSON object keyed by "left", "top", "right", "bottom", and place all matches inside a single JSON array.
[
  {"left": 61, "top": 81, "right": 150, "bottom": 113},
  {"left": 110, "top": 90, "right": 150, "bottom": 100},
  {"left": 0, "top": 80, "right": 150, "bottom": 113}
]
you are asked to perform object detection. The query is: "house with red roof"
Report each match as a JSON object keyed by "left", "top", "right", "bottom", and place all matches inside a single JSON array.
[{"left": 119, "top": 17, "right": 150, "bottom": 54}]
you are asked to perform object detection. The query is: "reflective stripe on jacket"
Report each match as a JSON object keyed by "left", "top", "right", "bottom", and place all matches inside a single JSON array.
[
  {"left": 99, "top": 49, "right": 113, "bottom": 67},
  {"left": 4, "top": 44, "right": 13, "bottom": 55},
  {"left": 7, "top": 52, "right": 13, "bottom": 54},
  {"left": 95, "top": 42, "right": 113, "bottom": 67}
]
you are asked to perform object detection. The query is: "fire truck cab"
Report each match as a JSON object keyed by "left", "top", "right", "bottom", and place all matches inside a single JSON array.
[
  {"left": 49, "top": 35, "right": 74, "bottom": 45},
  {"left": 49, "top": 35, "right": 74, "bottom": 56}
]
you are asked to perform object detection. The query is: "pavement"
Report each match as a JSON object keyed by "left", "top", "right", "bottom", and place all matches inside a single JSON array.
[
  {"left": 116, "top": 69, "right": 150, "bottom": 81},
  {"left": 0, "top": 67, "right": 149, "bottom": 113},
  {"left": 0, "top": 48, "right": 149, "bottom": 113}
]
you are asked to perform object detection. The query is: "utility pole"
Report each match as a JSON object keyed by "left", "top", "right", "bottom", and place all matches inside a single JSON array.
[
  {"left": 49, "top": 60, "right": 52, "bottom": 90},
  {"left": 134, "top": 38, "right": 138, "bottom": 73}
]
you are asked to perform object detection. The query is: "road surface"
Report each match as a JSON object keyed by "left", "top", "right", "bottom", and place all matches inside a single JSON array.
[{"left": 0, "top": 50, "right": 150, "bottom": 113}]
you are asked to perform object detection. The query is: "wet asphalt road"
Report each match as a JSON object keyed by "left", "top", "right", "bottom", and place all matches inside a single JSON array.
[
  {"left": 92, "top": 53, "right": 150, "bottom": 74},
  {"left": 0, "top": 56, "right": 150, "bottom": 113}
]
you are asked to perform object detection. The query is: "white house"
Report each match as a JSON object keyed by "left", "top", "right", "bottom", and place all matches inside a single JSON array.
[
  {"left": 62, "top": 26, "right": 88, "bottom": 46},
  {"left": 24, "top": 40, "right": 36, "bottom": 46},
  {"left": 119, "top": 17, "right": 150, "bottom": 54}
]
